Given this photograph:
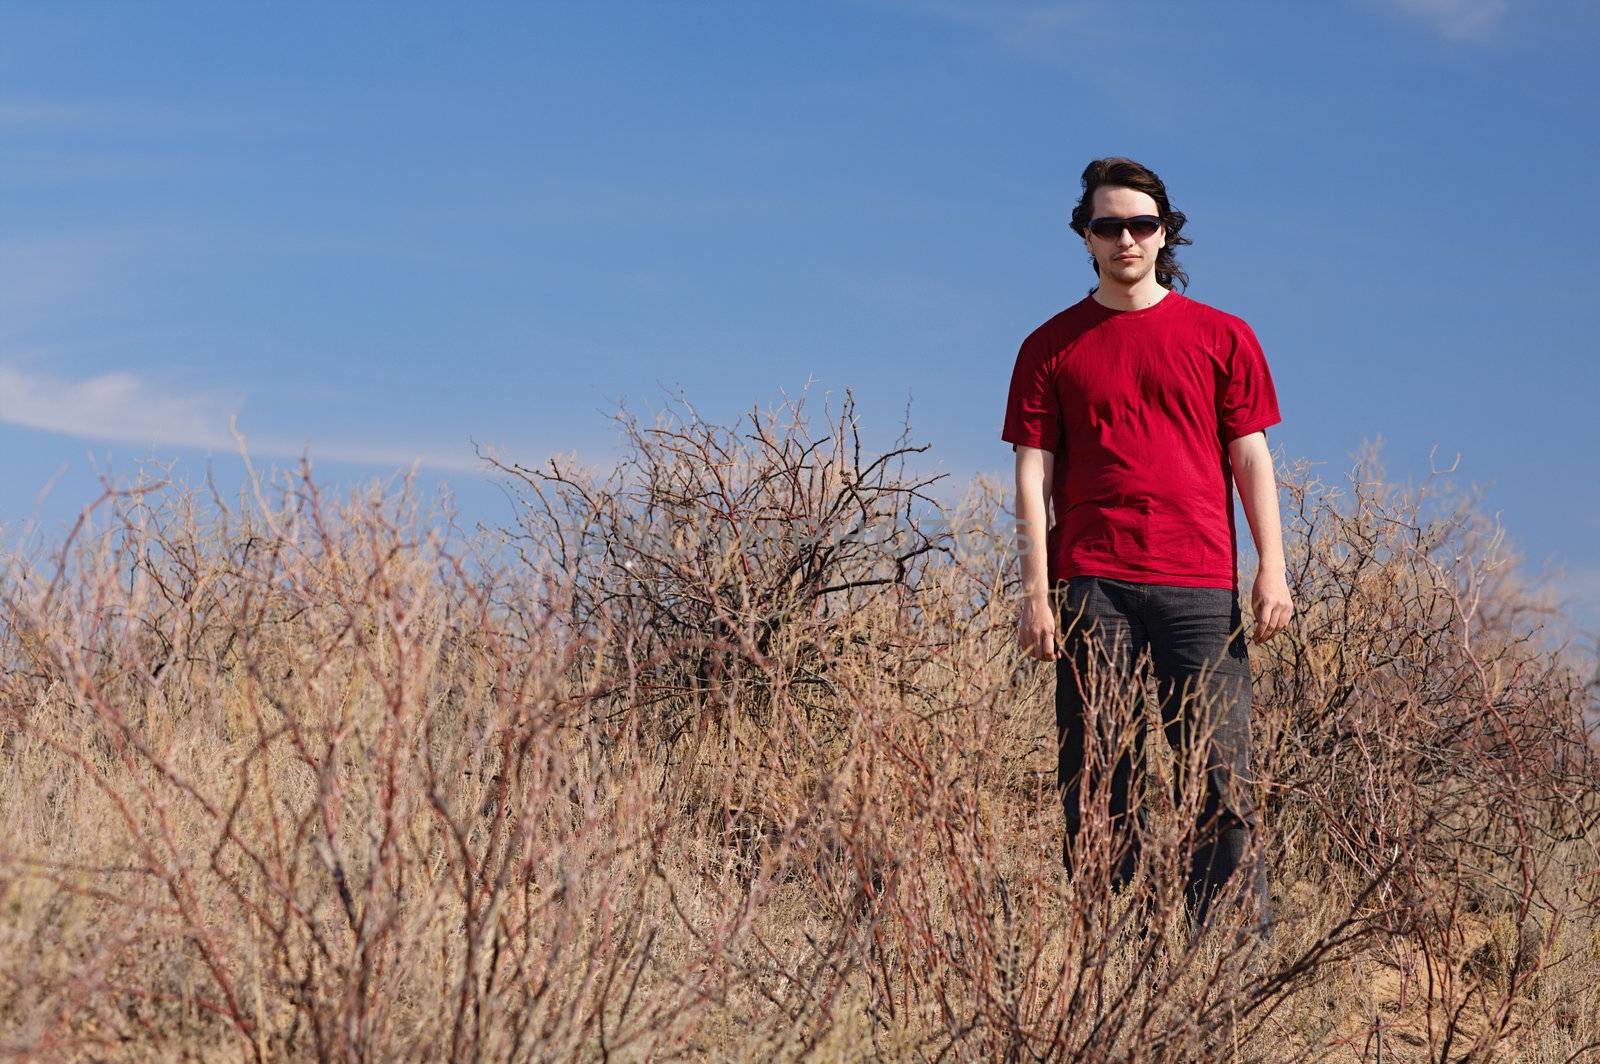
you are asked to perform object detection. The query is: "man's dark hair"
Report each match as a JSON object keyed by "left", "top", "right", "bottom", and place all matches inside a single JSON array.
[{"left": 1069, "top": 156, "right": 1192, "bottom": 292}]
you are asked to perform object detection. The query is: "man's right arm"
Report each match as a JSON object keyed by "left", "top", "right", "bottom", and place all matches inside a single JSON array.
[
  {"left": 1015, "top": 444, "right": 1059, "bottom": 660},
  {"left": 1001, "top": 326, "right": 1062, "bottom": 661}
]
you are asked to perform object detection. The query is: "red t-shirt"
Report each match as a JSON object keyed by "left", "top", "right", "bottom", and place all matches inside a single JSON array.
[{"left": 1001, "top": 290, "right": 1281, "bottom": 592}]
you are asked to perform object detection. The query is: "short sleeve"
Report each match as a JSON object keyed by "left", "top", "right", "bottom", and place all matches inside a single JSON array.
[
  {"left": 1217, "top": 319, "right": 1281, "bottom": 442},
  {"left": 1000, "top": 336, "right": 1062, "bottom": 453}
]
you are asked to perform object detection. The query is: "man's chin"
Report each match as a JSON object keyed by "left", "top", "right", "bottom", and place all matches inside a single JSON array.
[{"left": 1105, "top": 264, "right": 1152, "bottom": 284}]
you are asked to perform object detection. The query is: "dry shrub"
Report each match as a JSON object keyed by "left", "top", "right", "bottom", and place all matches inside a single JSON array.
[
  {"left": 0, "top": 390, "right": 1595, "bottom": 1062},
  {"left": 483, "top": 387, "right": 952, "bottom": 744}
]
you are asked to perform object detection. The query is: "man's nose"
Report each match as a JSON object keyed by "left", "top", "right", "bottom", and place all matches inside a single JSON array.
[{"left": 1117, "top": 227, "right": 1136, "bottom": 247}]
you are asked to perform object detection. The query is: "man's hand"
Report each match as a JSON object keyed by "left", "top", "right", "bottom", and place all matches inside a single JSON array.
[
  {"left": 1250, "top": 567, "right": 1294, "bottom": 643},
  {"left": 1018, "top": 593, "right": 1062, "bottom": 660}
]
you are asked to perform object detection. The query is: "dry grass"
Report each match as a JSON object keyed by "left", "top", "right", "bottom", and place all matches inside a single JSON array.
[{"left": 1, "top": 387, "right": 1596, "bottom": 1062}]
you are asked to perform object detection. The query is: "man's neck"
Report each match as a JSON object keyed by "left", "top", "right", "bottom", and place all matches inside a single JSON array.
[{"left": 1090, "top": 279, "right": 1170, "bottom": 312}]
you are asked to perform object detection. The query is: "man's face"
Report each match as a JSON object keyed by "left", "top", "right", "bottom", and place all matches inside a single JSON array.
[{"left": 1083, "top": 185, "right": 1166, "bottom": 286}]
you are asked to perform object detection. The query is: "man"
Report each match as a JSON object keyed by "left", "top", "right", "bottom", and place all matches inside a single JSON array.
[{"left": 1000, "top": 156, "right": 1291, "bottom": 937}]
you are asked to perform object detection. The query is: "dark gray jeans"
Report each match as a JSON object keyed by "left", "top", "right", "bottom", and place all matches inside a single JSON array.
[{"left": 1053, "top": 575, "right": 1273, "bottom": 935}]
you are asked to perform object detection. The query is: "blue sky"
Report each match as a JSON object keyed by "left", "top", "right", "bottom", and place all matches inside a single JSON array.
[{"left": 2, "top": 1, "right": 1597, "bottom": 640}]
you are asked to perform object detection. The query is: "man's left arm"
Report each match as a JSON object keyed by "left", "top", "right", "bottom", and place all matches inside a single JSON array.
[{"left": 1228, "top": 431, "right": 1293, "bottom": 643}]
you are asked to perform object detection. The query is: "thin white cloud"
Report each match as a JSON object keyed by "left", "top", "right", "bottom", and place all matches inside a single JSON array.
[
  {"left": 0, "top": 364, "right": 491, "bottom": 475},
  {"left": 1383, "top": 0, "right": 1508, "bottom": 40},
  {"left": 0, "top": 365, "right": 235, "bottom": 449}
]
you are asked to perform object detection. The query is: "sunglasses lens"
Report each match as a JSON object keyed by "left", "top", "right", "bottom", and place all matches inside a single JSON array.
[{"left": 1089, "top": 216, "right": 1161, "bottom": 240}]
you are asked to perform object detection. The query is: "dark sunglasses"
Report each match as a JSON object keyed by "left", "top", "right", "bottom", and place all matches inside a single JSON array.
[{"left": 1086, "top": 214, "right": 1163, "bottom": 240}]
